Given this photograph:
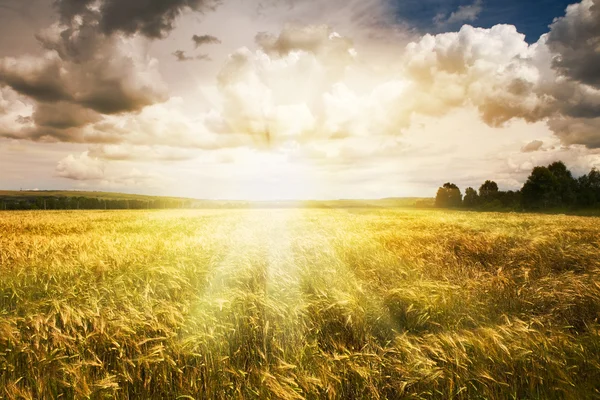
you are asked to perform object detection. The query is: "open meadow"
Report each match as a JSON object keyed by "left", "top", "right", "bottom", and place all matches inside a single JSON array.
[{"left": 1, "top": 208, "right": 600, "bottom": 399}]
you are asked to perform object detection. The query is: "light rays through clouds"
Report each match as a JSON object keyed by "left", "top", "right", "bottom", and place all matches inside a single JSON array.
[
  {"left": 179, "top": 208, "right": 398, "bottom": 371},
  {"left": 1, "top": 0, "right": 600, "bottom": 198},
  {"left": 181, "top": 209, "right": 308, "bottom": 363}
]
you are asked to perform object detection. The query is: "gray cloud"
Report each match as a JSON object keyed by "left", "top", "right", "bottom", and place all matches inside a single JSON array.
[
  {"left": 0, "top": 0, "right": 223, "bottom": 142},
  {"left": 173, "top": 50, "right": 211, "bottom": 62},
  {"left": 15, "top": 115, "right": 33, "bottom": 124},
  {"left": 192, "top": 34, "right": 221, "bottom": 47},
  {"left": 521, "top": 140, "right": 544, "bottom": 153},
  {"left": 0, "top": 56, "right": 71, "bottom": 103},
  {"left": 0, "top": 19, "right": 168, "bottom": 142},
  {"left": 173, "top": 50, "right": 194, "bottom": 61},
  {"left": 434, "top": 0, "right": 483, "bottom": 26},
  {"left": 548, "top": 117, "right": 600, "bottom": 149},
  {"left": 255, "top": 24, "right": 353, "bottom": 56},
  {"left": 546, "top": 0, "right": 600, "bottom": 89},
  {"left": 33, "top": 102, "right": 102, "bottom": 130},
  {"left": 54, "top": 0, "right": 221, "bottom": 39},
  {"left": 541, "top": 0, "right": 600, "bottom": 148}
]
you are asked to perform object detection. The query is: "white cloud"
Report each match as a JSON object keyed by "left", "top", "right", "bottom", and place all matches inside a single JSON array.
[
  {"left": 56, "top": 151, "right": 105, "bottom": 181},
  {"left": 55, "top": 151, "right": 164, "bottom": 187}
]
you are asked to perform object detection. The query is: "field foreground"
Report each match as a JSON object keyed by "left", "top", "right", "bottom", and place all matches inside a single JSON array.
[{"left": 1, "top": 209, "right": 600, "bottom": 399}]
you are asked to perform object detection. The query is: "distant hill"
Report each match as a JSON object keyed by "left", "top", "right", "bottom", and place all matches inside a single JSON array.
[{"left": 0, "top": 190, "right": 434, "bottom": 210}]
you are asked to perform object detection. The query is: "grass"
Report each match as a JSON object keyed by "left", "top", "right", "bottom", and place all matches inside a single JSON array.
[{"left": 1, "top": 208, "right": 599, "bottom": 399}]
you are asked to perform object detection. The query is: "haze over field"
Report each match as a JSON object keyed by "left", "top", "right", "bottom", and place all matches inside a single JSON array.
[{"left": 1, "top": 0, "right": 600, "bottom": 199}]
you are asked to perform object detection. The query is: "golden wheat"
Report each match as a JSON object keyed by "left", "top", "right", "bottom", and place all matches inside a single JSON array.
[{"left": 1, "top": 208, "right": 599, "bottom": 399}]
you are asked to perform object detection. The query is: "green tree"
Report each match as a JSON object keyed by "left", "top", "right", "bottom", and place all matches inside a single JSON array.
[
  {"left": 479, "top": 180, "right": 499, "bottom": 203},
  {"left": 463, "top": 187, "right": 479, "bottom": 208},
  {"left": 522, "top": 162, "right": 578, "bottom": 210},
  {"left": 435, "top": 183, "right": 462, "bottom": 208},
  {"left": 577, "top": 168, "right": 600, "bottom": 207},
  {"left": 521, "top": 166, "right": 559, "bottom": 209},
  {"left": 547, "top": 161, "right": 577, "bottom": 206}
]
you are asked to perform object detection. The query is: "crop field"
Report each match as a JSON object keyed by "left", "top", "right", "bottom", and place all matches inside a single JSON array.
[{"left": 1, "top": 209, "right": 600, "bottom": 399}]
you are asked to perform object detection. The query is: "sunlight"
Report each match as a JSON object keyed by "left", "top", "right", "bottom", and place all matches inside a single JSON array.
[
  {"left": 225, "top": 150, "right": 319, "bottom": 201},
  {"left": 182, "top": 208, "right": 309, "bottom": 353}
]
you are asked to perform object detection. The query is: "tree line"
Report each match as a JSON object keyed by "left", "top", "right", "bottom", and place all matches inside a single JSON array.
[
  {"left": 435, "top": 161, "right": 600, "bottom": 211},
  {"left": 0, "top": 196, "right": 194, "bottom": 211}
]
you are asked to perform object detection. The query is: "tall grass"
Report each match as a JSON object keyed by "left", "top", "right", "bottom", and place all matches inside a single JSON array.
[{"left": 1, "top": 209, "right": 599, "bottom": 399}]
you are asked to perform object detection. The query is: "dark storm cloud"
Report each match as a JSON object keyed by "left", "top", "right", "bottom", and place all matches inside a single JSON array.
[
  {"left": 0, "top": 0, "right": 224, "bottom": 143},
  {"left": 33, "top": 102, "right": 102, "bottom": 129},
  {"left": 0, "top": 1, "right": 170, "bottom": 143},
  {"left": 54, "top": 0, "right": 221, "bottom": 39},
  {"left": 0, "top": 0, "right": 220, "bottom": 144},
  {"left": 542, "top": 0, "right": 600, "bottom": 148},
  {"left": 0, "top": 44, "right": 168, "bottom": 117},
  {"left": 192, "top": 34, "right": 221, "bottom": 47},
  {"left": 54, "top": 0, "right": 96, "bottom": 24},
  {"left": 0, "top": 57, "right": 72, "bottom": 103},
  {"left": 548, "top": 117, "right": 600, "bottom": 149},
  {"left": 546, "top": 0, "right": 600, "bottom": 89}
]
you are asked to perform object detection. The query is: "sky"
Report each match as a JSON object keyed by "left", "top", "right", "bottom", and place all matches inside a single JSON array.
[{"left": 0, "top": 0, "right": 599, "bottom": 200}]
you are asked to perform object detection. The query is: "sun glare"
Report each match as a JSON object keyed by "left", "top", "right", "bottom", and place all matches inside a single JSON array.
[{"left": 225, "top": 150, "right": 319, "bottom": 201}]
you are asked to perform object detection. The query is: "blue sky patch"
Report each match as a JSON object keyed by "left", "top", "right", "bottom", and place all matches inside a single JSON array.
[{"left": 393, "top": 0, "right": 575, "bottom": 42}]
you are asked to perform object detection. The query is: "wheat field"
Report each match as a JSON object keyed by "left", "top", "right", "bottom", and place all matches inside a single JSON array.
[{"left": 1, "top": 208, "right": 600, "bottom": 399}]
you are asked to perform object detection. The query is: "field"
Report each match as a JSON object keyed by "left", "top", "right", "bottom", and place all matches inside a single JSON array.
[{"left": 1, "top": 209, "right": 600, "bottom": 399}]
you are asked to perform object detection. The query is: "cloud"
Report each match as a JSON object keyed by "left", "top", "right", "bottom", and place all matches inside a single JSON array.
[
  {"left": 88, "top": 144, "right": 199, "bottom": 161},
  {"left": 548, "top": 117, "right": 600, "bottom": 149},
  {"left": 206, "top": 25, "right": 417, "bottom": 145},
  {"left": 1, "top": 0, "right": 226, "bottom": 144},
  {"left": 55, "top": 0, "right": 221, "bottom": 39},
  {"left": 173, "top": 50, "right": 194, "bottom": 61},
  {"left": 541, "top": 0, "right": 600, "bottom": 148},
  {"left": 33, "top": 24, "right": 167, "bottom": 114},
  {"left": 172, "top": 50, "right": 211, "bottom": 61},
  {"left": 402, "top": 17, "right": 600, "bottom": 149},
  {"left": 81, "top": 97, "right": 242, "bottom": 149},
  {"left": 192, "top": 34, "right": 221, "bottom": 47},
  {"left": 33, "top": 102, "right": 102, "bottom": 129},
  {"left": 206, "top": 13, "right": 600, "bottom": 151},
  {"left": 255, "top": 24, "right": 354, "bottom": 59},
  {"left": 0, "top": 19, "right": 168, "bottom": 142},
  {"left": 56, "top": 151, "right": 105, "bottom": 181},
  {"left": 521, "top": 140, "right": 544, "bottom": 153},
  {"left": 208, "top": 24, "right": 550, "bottom": 148},
  {"left": 210, "top": 26, "right": 362, "bottom": 144},
  {"left": 507, "top": 144, "right": 600, "bottom": 178},
  {"left": 56, "top": 151, "right": 164, "bottom": 187},
  {"left": 4, "top": 0, "right": 600, "bottom": 177},
  {"left": 434, "top": 0, "right": 483, "bottom": 26},
  {"left": 0, "top": 55, "right": 72, "bottom": 103},
  {"left": 546, "top": 0, "right": 600, "bottom": 89},
  {"left": 0, "top": 87, "right": 35, "bottom": 138}
]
